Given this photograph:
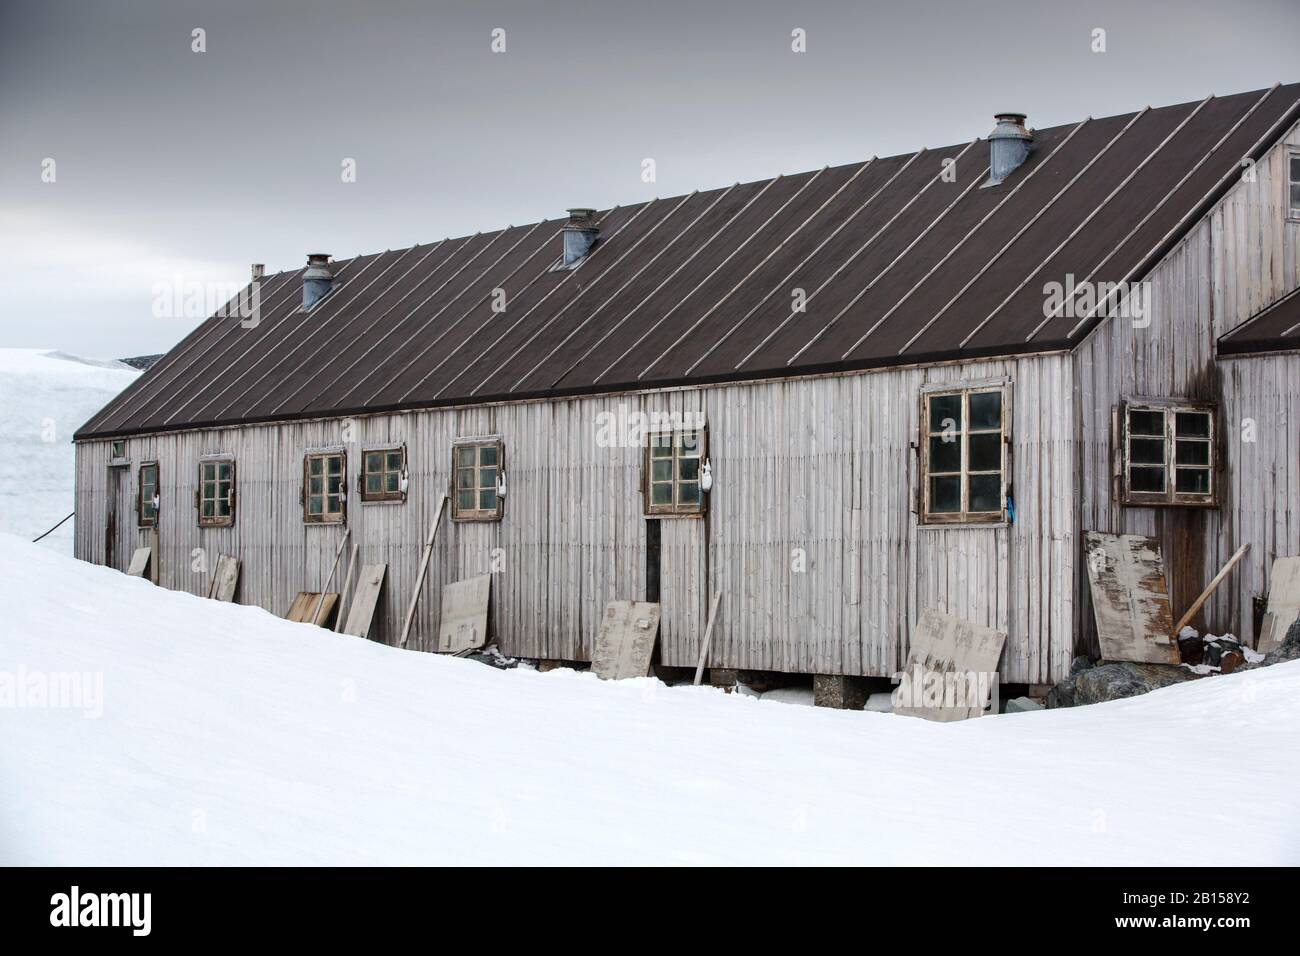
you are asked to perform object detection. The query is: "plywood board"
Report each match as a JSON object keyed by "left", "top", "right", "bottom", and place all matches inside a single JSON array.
[
  {"left": 1084, "top": 532, "right": 1179, "bottom": 664},
  {"left": 286, "top": 591, "right": 339, "bottom": 628},
  {"left": 342, "top": 564, "right": 388, "bottom": 639},
  {"left": 436, "top": 574, "right": 491, "bottom": 653},
  {"left": 125, "top": 547, "right": 151, "bottom": 578},
  {"left": 893, "top": 608, "right": 1007, "bottom": 722},
  {"left": 1258, "top": 556, "right": 1300, "bottom": 654},
  {"left": 207, "top": 554, "right": 240, "bottom": 602},
  {"left": 592, "top": 601, "right": 661, "bottom": 680}
]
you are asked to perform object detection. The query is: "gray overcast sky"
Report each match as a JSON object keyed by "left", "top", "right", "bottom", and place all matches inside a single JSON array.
[{"left": 1, "top": 0, "right": 1297, "bottom": 358}]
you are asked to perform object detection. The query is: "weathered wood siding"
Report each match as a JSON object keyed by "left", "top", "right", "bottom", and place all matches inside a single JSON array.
[
  {"left": 75, "top": 349, "right": 1076, "bottom": 683},
  {"left": 1076, "top": 121, "right": 1300, "bottom": 646}
]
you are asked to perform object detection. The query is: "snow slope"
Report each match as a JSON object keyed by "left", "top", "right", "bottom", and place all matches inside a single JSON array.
[
  {"left": 1, "top": 533, "right": 1296, "bottom": 866},
  {"left": 0, "top": 349, "right": 140, "bottom": 554}
]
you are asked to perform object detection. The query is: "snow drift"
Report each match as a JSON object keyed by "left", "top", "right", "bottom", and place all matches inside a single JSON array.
[
  {"left": 0, "top": 533, "right": 1296, "bottom": 865},
  {"left": 0, "top": 349, "right": 139, "bottom": 554}
]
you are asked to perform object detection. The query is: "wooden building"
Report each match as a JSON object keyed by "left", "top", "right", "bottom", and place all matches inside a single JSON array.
[{"left": 74, "top": 84, "right": 1300, "bottom": 687}]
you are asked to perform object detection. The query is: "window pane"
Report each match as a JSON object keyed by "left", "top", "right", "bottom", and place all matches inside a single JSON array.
[
  {"left": 968, "top": 474, "right": 1001, "bottom": 513},
  {"left": 1129, "top": 438, "right": 1165, "bottom": 465},
  {"left": 650, "top": 436, "right": 673, "bottom": 458},
  {"left": 309, "top": 457, "right": 322, "bottom": 475},
  {"left": 1175, "top": 412, "right": 1210, "bottom": 438},
  {"left": 479, "top": 467, "right": 497, "bottom": 489},
  {"left": 309, "top": 496, "right": 322, "bottom": 514},
  {"left": 1129, "top": 409, "right": 1164, "bottom": 436},
  {"left": 1291, "top": 182, "right": 1300, "bottom": 212},
  {"left": 456, "top": 447, "right": 475, "bottom": 468},
  {"left": 968, "top": 392, "right": 1001, "bottom": 430},
  {"left": 651, "top": 459, "right": 672, "bottom": 482},
  {"left": 202, "top": 499, "right": 214, "bottom": 517},
  {"left": 678, "top": 457, "right": 700, "bottom": 481},
  {"left": 930, "top": 475, "right": 960, "bottom": 513},
  {"left": 679, "top": 432, "right": 702, "bottom": 455},
  {"left": 929, "top": 394, "right": 962, "bottom": 433},
  {"left": 479, "top": 445, "right": 498, "bottom": 466},
  {"left": 457, "top": 468, "right": 475, "bottom": 490},
  {"left": 385, "top": 473, "right": 399, "bottom": 493},
  {"left": 968, "top": 433, "right": 1001, "bottom": 472},
  {"left": 456, "top": 489, "right": 475, "bottom": 511},
  {"left": 387, "top": 451, "right": 403, "bottom": 471},
  {"left": 327, "top": 476, "right": 342, "bottom": 494},
  {"left": 1175, "top": 440, "right": 1210, "bottom": 466},
  {"left": 1130, "top": 466, "right": 1165, "bottom": 493},
  {"left": 365, "top": 452, "right": 382, "bottom": 472},
  {"left": 327, "top": 456, "right": 342, "bottom": 475},
  {"left": 366, "top": 473, "right": 382, "bottom": 493},
  {"left": 309, "top": 476, "right": 323, "bottom": 494},
  {"left": 929, "top": 436, "right": 960, "bottom": 473},
  {"left": 678, "top": 481, "right": 700, "bottom": 505},
  {"left": 215, "top": 497, "right": 230, "bottom": 517},
  {"left": 202, "top": 462, "right": 215, "bottom": 481},
  {"left": 479, "top": 489, "right": 497, "bottom": 511},
  {"left": 1176, "top": 468, "right": 1210, "bottom": 495},
  {"left": 651, "top": 482, "right": 673, "bottom": 505},
  {"left": 1291, "top": 154, "right": 1300, "bottom": 181}
]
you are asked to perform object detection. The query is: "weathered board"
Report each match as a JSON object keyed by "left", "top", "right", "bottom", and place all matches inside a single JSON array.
[
  {"left": 207, "top": 554, "right": 240, "bottom": 602},
  {"left": 893, "top": 608, "right": 1007, "bottom": 722},
  {"left": 125, "top": 547, "right": 151, "bottom": 578},
  {"left": 342, "top": 564, "right": 387, "bottom": 639},
  {"left": 286, "top": 591, "right": 339, "bottom": 628},
  {"left": 592, "top": 601, "right": 661, "bottom": 680},
  {"left": 1258, "top": 556, "right": 1300, "bottom": 654},
  {"left": 1083, "top": 532, "right": 1179, "bottom": 664},
  {"left": 436, "top": 574, "right": 491, "bottom": 653}
]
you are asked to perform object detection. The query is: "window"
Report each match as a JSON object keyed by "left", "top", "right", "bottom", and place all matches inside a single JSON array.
[
  {"left": 360, "top": 446, "right": 407, "bottom": 503},
  {"left": 920, "top": 387, "right": 1006, "bottom": 524},
  {"left": 138, "top": 462, "right": 159, "bottom": 527},
  {"left": 452, "top": 440, "right": 503, "bottom": 521},
  {"left": 109, "top": 440, "right": 128, "bottom": 466},
  {"left": 198, "top": 458, "right": 235, "bottom": 527},
  {"left": 1290, "top": 150, "right": 1300, "bottom": 221},
  {"left": 645, "top": 428, "right": 707, "bottom": 516},
  {"left": 304, "top": 452, "right": 347, "bottom": 523},
  {"left": 1118, "top": 402, "right": 1215, "bottom": 506}
]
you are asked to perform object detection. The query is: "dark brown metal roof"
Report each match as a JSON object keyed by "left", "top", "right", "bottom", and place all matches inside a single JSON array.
[
  {"left": 77, "top": 83, "right": 1300, "bottom": 440},
  {"left": 1218, "top": 286, "right": 1300, "bottom": 355}
]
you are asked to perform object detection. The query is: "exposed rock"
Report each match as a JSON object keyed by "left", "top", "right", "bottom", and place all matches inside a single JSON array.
[
  {"left": 1249, "top": 615, "right": 1300, "bottom": 668},
  {"left": 1004, "top": 696, "right": 1044, "bottom": 714},
  {"left": 1047, "top": 659, "right": 1199, "bottom": 708}
]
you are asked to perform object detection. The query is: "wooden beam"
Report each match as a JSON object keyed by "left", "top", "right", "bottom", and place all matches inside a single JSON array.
[
  {"left": 1172, "top": 544, "right": 1250, "bottom": 640},
  {"left": 335, "top": 542, "right": 361, "bottom": 633},
  {"left": 693, "top": 591, "right": 723, "bottom": 686},
  {"left": 313, "top": 528, "right": 351, "bottom": 626},
  {"left": 400, "top": 494, "right": 447, "bottom": 648}
]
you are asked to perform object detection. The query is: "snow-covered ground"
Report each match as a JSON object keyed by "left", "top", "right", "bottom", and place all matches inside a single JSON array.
[
  {"left": 1, "top": 533, "right": 1296, "bottom": 866},
  {"left": 0, "top": 349, "right": 140, "bottom": 554}
]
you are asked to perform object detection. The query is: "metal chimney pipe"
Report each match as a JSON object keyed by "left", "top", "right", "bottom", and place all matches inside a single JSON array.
[
  {"left": 561, "top": 209, "right": 598, "bottom": 267},
  {"left": 987, "top": 113, "right": 1032, "bottom": 186},
  {"left": 302, "top": 253, "right": 333, "bottom": 310}
]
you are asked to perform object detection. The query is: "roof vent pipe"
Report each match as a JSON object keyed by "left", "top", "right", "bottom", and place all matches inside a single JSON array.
[
  {"left": 302, "top": 253, "right": 333, "bottom": 310},
  {"left": 561, "top": 208, "right": 598, "bottom": 267},
  {"left": 987, "top": 113, "right": 1032, "bottom": 186}
]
